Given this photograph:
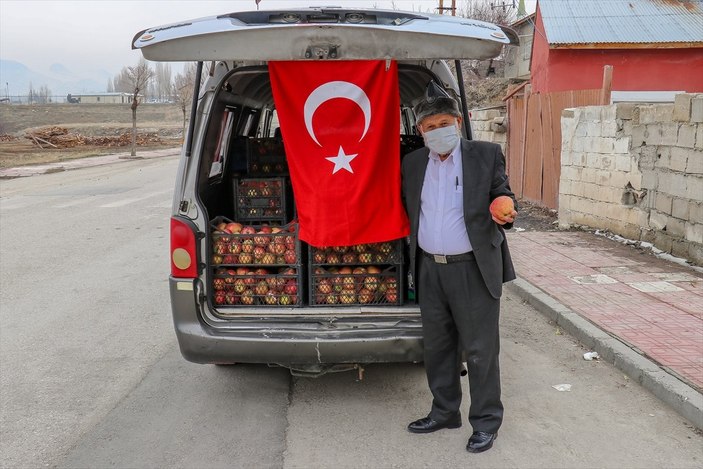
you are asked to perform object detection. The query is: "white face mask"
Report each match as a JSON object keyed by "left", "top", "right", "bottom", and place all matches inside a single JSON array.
[{"left": 421, "top": 123, "right": 460, "bottom": 155}]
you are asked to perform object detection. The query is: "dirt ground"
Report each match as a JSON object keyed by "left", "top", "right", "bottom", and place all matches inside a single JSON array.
[{"left": 0, "top": 103, "right": 185, "bottom": 168}]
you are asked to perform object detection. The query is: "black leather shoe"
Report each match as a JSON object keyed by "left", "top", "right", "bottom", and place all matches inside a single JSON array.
[
  {"left": 407, "top": 415, "right": 462, "bottom": 434},
  {"left": 466, "top": 431, "right": 497, "bottom": 453}
]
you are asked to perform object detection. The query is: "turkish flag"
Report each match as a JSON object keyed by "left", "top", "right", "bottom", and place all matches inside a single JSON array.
[{"left": 269, "top": 60, "right": 410, "bottom": 247}]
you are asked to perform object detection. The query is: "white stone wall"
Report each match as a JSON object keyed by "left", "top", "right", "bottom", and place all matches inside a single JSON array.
[
  {"left": 470, "top": 108, "right": 507, "bottom": 153},
  {"left": 558, "top": 94, "right": 703, "bottom": 265}
]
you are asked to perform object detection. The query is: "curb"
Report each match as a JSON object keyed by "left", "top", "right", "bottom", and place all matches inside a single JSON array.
[
  {"left": 507, "top": 277, "right": 703, "bottom": 430},
  {"left": 0, "top": 148, "right": 181, "bottom": 179}
]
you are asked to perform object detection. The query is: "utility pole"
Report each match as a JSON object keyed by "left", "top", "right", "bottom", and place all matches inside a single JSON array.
[{"left": 437, "top": 0, "right": 456, "bottom": 16}]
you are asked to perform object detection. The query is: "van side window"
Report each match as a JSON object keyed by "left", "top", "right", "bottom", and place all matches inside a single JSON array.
[{"left": 209, "top": 107, "right": 236, "bottom": 178}]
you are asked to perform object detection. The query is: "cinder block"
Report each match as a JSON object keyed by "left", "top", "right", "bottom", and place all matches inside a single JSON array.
[
  {"left": 686, "top": 175, "right": 702, "bottom": 200},
  {"left": 601, "top": 105, "right": 617, "bottom": 121},
  {"left": 620, "top": 120, "right": 633, "bottom": 139},
  {"left": 586, "top": 152, "right": 601, "bottom": 168},
  {"left": 685, "top": 222, "right": 703, "bottom": 244},
  {"left": 602, "top": 120, "right": 619, "bottom": 138},
  {"left": 562, "top": 109, "right": 575, "bottom": 119},
  {"left": 654, "top": 230, "right": 674, "bottom": 253},
  {"left": 571, "top": 151, "right": 586, "bottom": 167},
  {"left": 645, "top": 124, "right": 663, "bottom": 146},
  {"left": 483, "top": 109, "right": 502, "bottom": 119},
  {"left": 614, "top": 154, "right": 632, "bottom": 172},
  {"left": 639, "top": 104, "right": 674, "bottom": 124},
  {"left": 673, "top": 94, "right": 693, "bottom": 122},
  {"left": 669, "top": 147, "right": 690, "bottom": 172},
  {"left": 583, "top": 182, "right": 600, "bottom": 200},
  {"left": 641, "top": 170, "right": 658, "bottom": 190},
  {"left": 686, "top": 150, "right": 703, "bottom": 174},
  {"left": 583, "top": 106, "right": 602, "bottom": 121},
  {"left": 600, "top": 155, "right": 615, "bottom": 170},
  {"left": 661, "top": 123, "right": 679, "bottom": 146},
  {"left": 598, "top": 137, "right": 616, "bottom": 154},
  {"left": 558, "top": 194, "right": 572, "bottom": 210},
  {"left": 672, "top": 197, "right": 690, "bottom": 219},
  {"left": 696, "top": 125, "right": 703, "bottom": 150},
  {"left": 691, "top": 97, "right": 703, "bottom": 123},
  {"left": 493, "top": 132, "right": 507, "bottom": 143},
  {"left": 575, "top": 122, "right": 588, "bottom": 138},
  {"left": 671, "top": 240, "right": 689, "bottom": 259},
  {"left": 630, "top": 124, "right": 647, "bottom": 147},
  {"left": 690, "top": 201, "right": 703, "bottom": 223},
  {"left": 614, "top": 136, "right": 630, "bottom": 154},
  {"left": 616, "top": 103, "right": 636, "bottom": 120},
  {"left": 688, "top": 243, "right": 703, "bottom": 267},
  {"left": 667, "top": 218, "right": 686, "bottom": 237},
  {"left": 608, "top": 170, "right": 631, "bottom": 188},
  {"left": 677, "top": 124, "right": 697, "bottom": 148},
  {"left": 654, "top": 147, "right": 671, "bottom": 170},
  {"left": 657, "top": 172, "right": 682, "bottom": 197},
  {"left": 649, "top": 211, "right": 669, "bottom": 230},
  {"left": 638, "top": 146, "right": 657, "bottom": 170},
  {"left": 561, "top": 166, "right": 582, "bottom": 181},
  {"left": 587, "top": 121, "right": 602, "bottom": 137},
  {"left": 655, "top": 192, "right": 673, "bottom": 214},
  {"left": 582, "top": 167, "right": 598, "bottom": 183}
]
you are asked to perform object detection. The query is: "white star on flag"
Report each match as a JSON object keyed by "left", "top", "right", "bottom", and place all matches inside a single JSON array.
[{"left": 325, "top": 146, "right": 358, "bottom": 174}]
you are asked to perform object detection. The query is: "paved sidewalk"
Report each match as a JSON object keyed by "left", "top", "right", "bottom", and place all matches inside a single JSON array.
[
  {"left": 0, "top": 147, "right": 181, "bottom": 178},
  {"left": 507, "top": 230, "right": 703, "bottom": 427}
]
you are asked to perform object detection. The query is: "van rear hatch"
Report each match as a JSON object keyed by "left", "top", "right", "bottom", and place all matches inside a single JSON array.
[{"left": 132, "top": 7, "right": 518, "bottom": 61}]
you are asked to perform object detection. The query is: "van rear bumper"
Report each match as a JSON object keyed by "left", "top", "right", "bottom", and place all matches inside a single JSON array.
[{"left": 170, "top": 278, "right": 424, "bottom": 366}]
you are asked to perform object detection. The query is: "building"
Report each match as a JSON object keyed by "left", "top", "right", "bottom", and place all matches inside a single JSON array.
[
  {"left": 530, "top": 0, "right": 703, "bottom": 97},
  {"left": 504, "top": 13, "right": 535, "bottom": 80},
  {"left": 67, "top": 92, "right": 137, "bottom": 104}
]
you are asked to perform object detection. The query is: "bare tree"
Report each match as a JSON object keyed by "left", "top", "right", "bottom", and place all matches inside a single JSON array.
[
  {"left": 459, "top": 0, "right": 515, "bottom": 25},
  {"left": 172, "top": 62, "right": 199, "bottom": 141},
  {"left": 126, "top": 58, "right": 154, "bottom": 156}
]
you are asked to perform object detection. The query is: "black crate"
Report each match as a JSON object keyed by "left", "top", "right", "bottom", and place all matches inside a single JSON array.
[
  {"left": 247, "top": 138, "right": 288, "bottom": 176},
  {"left": 309, "top": 265, "right": 402, "bottom": 306},
  {"left": 209, "top": 217, "right": 303, "bottom": 308},
  {"left": 234, "top": 178, "right": 288, "bottom": 222},
  {"left": 212, "top": 265, "right": 303, "bottom": 307},
  {"left": 308, "top": 240, "right": 403, "bottom": 266}
]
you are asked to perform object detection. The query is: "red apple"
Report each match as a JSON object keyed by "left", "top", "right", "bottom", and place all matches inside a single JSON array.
[
  {"left": 213, "top": 278, "right": 225, "bottom": 291},
  {"left": 264, "top": 291, "right": 278, "bottom": 305},
  {"left": 358, "top": 253, "right": 373, "bottom": 263},
  {"left": 233, "top": 278, "right": 246, "bottom": 294},
  {"left": 284, "top": 250, "right": 298, "bottom": 264},
  {"left": 225, "top": 291, "right": 237, "bottom": 305},
  {"left": 238, "top": 252, "right": 254, "bottom": 264},
  {"left": 240, "top": 290, "right": 255, "bottom": 305},
  {"left": 214, "top": 291, "right": 226, "bottom": 305},
  {"left": 284, "top": 279, "right": 298, "bottom": 295},
  {"left": 224, "top": 222, "right": 243, "bottom": 234},
  {"left": 358, "top": 288, "right": 373, "bottom": 304}
]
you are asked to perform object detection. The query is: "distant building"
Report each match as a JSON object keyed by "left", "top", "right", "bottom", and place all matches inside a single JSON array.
[
  {"left": 66, "top": 92, "right": 139, "bottom": 104},
  {"left": 504, "top": 13, "right": 535, "bottom": 80},
  {"left": 530, "top": 0, "right": 703, "bottom": 96}
]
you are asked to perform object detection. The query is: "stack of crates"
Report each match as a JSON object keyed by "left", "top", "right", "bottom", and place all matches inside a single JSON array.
[
  {"left": 209, "top": 216, "right": 303, "bottom": 308},
  {"left": 308, "top": 240, "right": 404, "bottom": 306}
]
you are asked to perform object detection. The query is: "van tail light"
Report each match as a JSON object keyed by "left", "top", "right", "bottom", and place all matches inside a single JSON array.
[{"left": 171, "top": 217, "right": 198, "bottom": 278}]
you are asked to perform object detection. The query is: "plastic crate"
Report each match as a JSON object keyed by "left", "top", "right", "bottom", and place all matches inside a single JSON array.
[
  {"left": 210, "top": 216, "right": 301, "bottom": 267},
  {"left": 308, "top": 240, "right": 403, "bottom": 266},
  {"left": 212, "top": 265, "right": 303, "bottom": 307},
  {"left": 247, "top": 138, "right": 287, "bottom": 176},
  {"left": 309, "top": 265, "right": 402, "bottom": 306},
  {"left": 209, "top": 217, "right": 303, "bottom": 308},
  {"left": 234, "top": 178, "right": 289, "bottom": 222}
]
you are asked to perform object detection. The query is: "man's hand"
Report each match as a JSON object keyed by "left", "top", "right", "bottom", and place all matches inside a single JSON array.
[{"left": 489, "top": 196, "right": 517, "bottom": 225}]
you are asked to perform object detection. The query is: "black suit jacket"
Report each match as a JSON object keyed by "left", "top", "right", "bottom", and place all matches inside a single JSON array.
[{"left": 401, "top": 139, "right": 517, "bottom": 299}]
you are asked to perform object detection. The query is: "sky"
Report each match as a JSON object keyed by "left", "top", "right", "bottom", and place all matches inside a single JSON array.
[{"left": 0, "top": 0, "right": 536, "bottom": 78}]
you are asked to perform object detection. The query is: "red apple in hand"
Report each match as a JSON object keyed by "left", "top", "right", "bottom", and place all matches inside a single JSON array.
[{"left": 489, "top": 196, "right": 517, "bottom": 225}]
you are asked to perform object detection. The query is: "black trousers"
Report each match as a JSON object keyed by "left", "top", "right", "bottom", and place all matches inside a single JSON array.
[{"left": 418, "top": 254, "right": 503, "bottom": 433}]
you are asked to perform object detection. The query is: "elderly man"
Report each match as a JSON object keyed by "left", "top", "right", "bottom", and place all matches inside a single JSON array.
[{"left": 401, "top": 82, "right": 517, "bottom": 454}]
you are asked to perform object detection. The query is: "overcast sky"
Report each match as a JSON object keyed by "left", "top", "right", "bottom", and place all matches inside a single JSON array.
[{"left": 0, "top": 0, "right": 535, "bottom": 77}]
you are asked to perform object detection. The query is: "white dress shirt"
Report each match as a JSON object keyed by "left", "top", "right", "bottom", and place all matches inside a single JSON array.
[{"left": 418, "top": 142, "right": 473, "bottom": 255}]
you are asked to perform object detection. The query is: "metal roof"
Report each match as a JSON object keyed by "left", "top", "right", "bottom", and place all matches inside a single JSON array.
[{"left": 538, "top": 0, "right": 703, "bottom": 46}]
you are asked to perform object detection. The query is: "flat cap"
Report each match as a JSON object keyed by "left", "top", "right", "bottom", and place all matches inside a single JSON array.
[{"left": 413, "top": 81, "right": 461, "bottom": 124}]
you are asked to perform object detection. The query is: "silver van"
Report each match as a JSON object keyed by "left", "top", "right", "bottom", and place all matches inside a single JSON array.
[{"left": 133, "top": 7, "right": 517, "bottom": 376}]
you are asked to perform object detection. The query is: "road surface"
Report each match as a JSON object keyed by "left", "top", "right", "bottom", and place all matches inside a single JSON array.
[{"left": 1, "top": 157, "right": 700, "bottom": 468}]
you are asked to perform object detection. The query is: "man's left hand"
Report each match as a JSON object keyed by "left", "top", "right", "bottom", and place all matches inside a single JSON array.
[{"left": 489, "top": 196, "right": 517, "bottom": 225}]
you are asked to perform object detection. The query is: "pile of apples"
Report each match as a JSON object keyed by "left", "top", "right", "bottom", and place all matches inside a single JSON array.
[
  {"left": 213, "top": 266, "right": 299, "bottom": 306},
  {"left": 211, "top": 220, "right": 298, "bottom": 266},
  {"left": 310, "top": 241, "right": 399, "bottom": 265},
  {"left": 311, "top": 266, "right": 400, "bottom": 306}
]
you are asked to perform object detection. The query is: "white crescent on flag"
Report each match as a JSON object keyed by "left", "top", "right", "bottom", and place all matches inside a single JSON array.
[{"left": 303, "top": 81, "right": 372, "bottom": 147}]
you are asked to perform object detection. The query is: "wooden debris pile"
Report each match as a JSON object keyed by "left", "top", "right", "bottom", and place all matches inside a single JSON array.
[
  {"left": 0, "top": 134, "right": 17, "bottom": 142},
  {"left": 24, "top": 126, "right": 162, "bottom": 149}
]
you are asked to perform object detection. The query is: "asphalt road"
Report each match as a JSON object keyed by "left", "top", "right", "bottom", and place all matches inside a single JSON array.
[{"left": 1, "top": 157, "right": 701, "bottom": 469}]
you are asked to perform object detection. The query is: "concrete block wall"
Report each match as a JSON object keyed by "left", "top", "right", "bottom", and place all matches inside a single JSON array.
[
  {"left": 470, "top": 108, "right": 507, "bottom": 153},
  {"left": 558, "top": 94, "right": 703, "bottom": 265}
]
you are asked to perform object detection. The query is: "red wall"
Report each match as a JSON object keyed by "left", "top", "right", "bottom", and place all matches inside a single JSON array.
[{"left": 531, "top": 9, "right": 703, "bottom": 94}]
